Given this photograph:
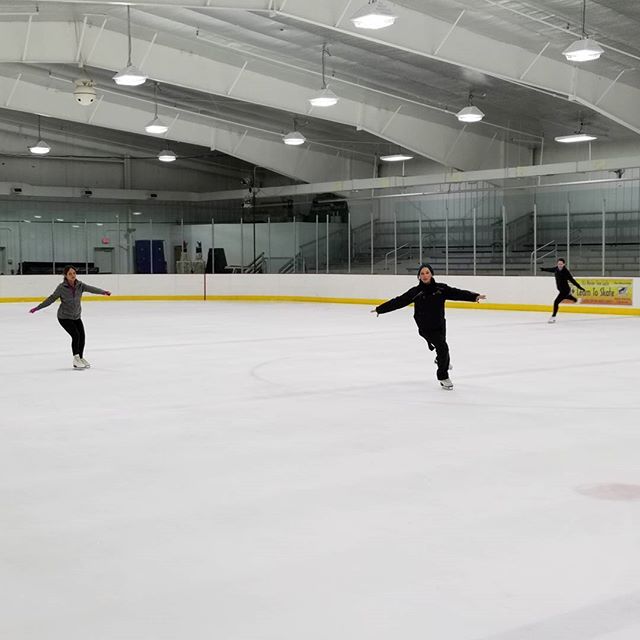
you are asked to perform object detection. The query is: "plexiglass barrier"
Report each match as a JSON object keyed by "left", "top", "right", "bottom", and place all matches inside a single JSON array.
[{"left": 1, "top": 174, "right": 639, "bottom": 276}]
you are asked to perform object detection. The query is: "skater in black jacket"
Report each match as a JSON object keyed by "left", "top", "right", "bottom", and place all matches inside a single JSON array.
[
  {"left": 540, "top": 258, "right": 586, "bottom": 323},
  {"left": 372, "top": 264, "right": 485, "bottom": 390}
]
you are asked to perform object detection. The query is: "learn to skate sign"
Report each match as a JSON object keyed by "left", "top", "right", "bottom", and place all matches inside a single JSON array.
[{"left": 572, "top": 278, "right": 633, "bottom": 305}]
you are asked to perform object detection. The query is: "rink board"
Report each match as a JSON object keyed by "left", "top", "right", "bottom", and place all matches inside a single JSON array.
[{"left": 1, "top": 273, "right": 640, "bottom": 315}]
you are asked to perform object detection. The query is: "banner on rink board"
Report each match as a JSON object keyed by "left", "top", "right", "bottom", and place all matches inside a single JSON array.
[{"left": 572, "top": 278, "right": 633, "bottom": 306}]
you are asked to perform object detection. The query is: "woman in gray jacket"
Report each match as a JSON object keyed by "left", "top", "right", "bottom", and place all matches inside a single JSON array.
[{"left": 29, "top": 265, "right": 111, "bottom": 369}]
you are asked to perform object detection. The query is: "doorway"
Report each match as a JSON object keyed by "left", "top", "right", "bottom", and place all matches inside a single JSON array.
[{"left": 94, "top": 247, "right": 114, "bottom": 274}]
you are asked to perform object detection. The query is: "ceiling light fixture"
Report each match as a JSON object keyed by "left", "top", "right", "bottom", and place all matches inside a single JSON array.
[
  {"left": 562, "top": 1, "right": 603, "bottom": 62},
  {"left": 456, "top": 93, "right": 484, "bottom": 123},
  {"left": 380, "top": 153, "right": 414, "bottom": 162},
  {"left": 554, "top": 132, "right": 597, "bottom": 143},
  {"left": 29, "top": 116, "right": 51, "bottom": 155},
  {"left": 29, "top": 140, "right": 51, "bottom": 155},
  {"left": 283, "top": 131, "right": 306, "bottom": 146},
  {"left": 145, "top": 117, "right": 168, "bottom": 135},
  {"left": 456, "top": 105, "right": 484, "bottom": 123},
  {"left": 113, "top": 5, "right": 148, "bottom": 86},
  {"left": 563, "top": 38, "right": 603, "bottom": 62},
  {"left": 309, "top": 44, "right": 339, "bottom": 107},
  {"left": 554, "top": 118, "right": 597, "bottom": 143},
  {"left": 145, "top": 82, "right": 169, "bottom": 134},
  {"left": 132, "top": 211, "right": 143, "bottom": 216},
  {"left": 283, "top": 117, "right": 306, "bottom": 145},
  {"left": 158, "top": 149, "right": 176, "bottom": 162},
  {"left": 350, "top": 0, "right": 397, "bottom": 30}
]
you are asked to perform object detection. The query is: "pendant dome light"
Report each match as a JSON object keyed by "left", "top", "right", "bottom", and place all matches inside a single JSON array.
[
  {"left": 283, "top": 117, "right": 306, "bottom": 146},
  {"left": 562, "top": 0, "right": 603, "bottom": 62},
  {"left": 145, "top": 82, "right": 169, "bottom": 134},
  {"left": 29, "top": 116, "right": 51, "bottom": 155},
  {"left": 456, "top": 94, "right": 484, "bottom": 123},
  {"left": 350, "top": 0, "right": 397, "bottom": 30},
  {"left": 158, "top": 149, "right": 177, "bottom": 162},
  {"left": 456, "top": 105, "right": 484, "bottom": 123},
  {"left": 283, "top": 131, "right": 306, "bottom": 146},
  {"left": 113, "top": 5, "right": 148, "bottom": 86},
  {"left": 309, "top": 45, "right": 339, "bottom": 108}
]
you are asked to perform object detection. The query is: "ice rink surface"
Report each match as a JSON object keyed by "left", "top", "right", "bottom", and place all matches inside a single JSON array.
[{"left": 2, "top": 300, "right": 640, "bottom": 640}]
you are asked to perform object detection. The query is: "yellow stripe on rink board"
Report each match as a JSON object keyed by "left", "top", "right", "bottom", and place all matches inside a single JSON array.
[
  {"left": 2, "top": 294, "right": 640, "bottom": 315},
  {"left": 445, "top": 301, "right": 640, "bottom": 315},
  {"left": 204, "top": 296, "right": 640, "bottom": 314}
]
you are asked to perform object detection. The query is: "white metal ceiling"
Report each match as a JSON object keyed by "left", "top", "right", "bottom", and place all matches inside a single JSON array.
[{"left": 0, "top": 0, "right": 638, "bottom": 183}]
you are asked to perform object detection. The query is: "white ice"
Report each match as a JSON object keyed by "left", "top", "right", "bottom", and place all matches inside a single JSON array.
[{"left": 1, "top": 300, "right": 640, "bottom": 640}]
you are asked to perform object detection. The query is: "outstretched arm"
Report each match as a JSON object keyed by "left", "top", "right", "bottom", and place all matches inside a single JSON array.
[
  {"left": 443, "top": 285, "right": 485, "bottom": 303},
  {"left": 29, "top": 284, "right": 63, "bottom": 313},
  {"left": 80, "top": 282, "right": 111, "bottom": 296},
  {"left": 373, "top": 286, "right": 420, "bottom": 316},
  {"left": 540, "top": 267, "right": 556, "bottom": 273}
]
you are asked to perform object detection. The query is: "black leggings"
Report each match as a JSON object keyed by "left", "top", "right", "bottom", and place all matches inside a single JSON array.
[
  {"left": 418, "top": 328, "right": 450, "bottom": 380},
  {"left": 552, "top": 292, "right": 577, "bottom": 317},
  {"left": 58, "top": 319, "right": 86, "bottom": 357}
]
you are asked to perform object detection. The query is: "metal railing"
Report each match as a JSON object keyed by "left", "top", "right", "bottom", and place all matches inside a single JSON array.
[
  {"left": 279, "top": 252, "right": 305, "bottom": 274},
  {"left": 384, "top": 243, "right": 409, "bottom": 272},
  {"left": 530, "top": 241, "right": 557, "bottom": 274},
  {"left": 227, "top": 251, "right": 266, "bottom": 274},
  {"left": 244, "top": 251, "right": 266, "bottom": 274}
]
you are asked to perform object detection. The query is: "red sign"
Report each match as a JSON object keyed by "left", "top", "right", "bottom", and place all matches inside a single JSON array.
[{"left": 101, "top": 237, "right": 110, "bottom": 245}]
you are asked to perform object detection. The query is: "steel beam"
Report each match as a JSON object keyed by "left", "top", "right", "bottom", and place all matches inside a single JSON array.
[
  {"left": 0, "top": 72, "right": 371, "bottom": 183},
  {"left": 0, "top": 21, "right": 523, "bottom": 171}
]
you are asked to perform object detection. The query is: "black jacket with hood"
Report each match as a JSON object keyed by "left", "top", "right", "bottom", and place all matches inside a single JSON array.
[
  {"left": 540, "top": 266, "right": 585, "bottom": 293},
  {"left": 376, "top": 277, "right": 479, "bottom": 331}
]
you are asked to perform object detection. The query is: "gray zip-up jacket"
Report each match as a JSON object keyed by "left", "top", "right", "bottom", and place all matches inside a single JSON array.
[{"left": 33, "top": 280, "right": 108, "bottom": 319}]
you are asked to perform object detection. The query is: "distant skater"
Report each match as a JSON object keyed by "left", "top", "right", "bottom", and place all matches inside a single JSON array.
[
  {"left": 29, "top": 265, "right": 111, "bottom": 369},
  {"left": 372, "top": 264, "right": 486, "bottom": 390},
  {"left": 540, "top": 258, "right": 586, "bottom": 323}
]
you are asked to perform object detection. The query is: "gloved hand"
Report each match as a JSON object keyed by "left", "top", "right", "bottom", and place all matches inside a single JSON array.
[
  {"left": 29, "top": 307, "right": 37, "bottom": 314},
  {"left": 104, "top": 291, "right": 112, "bottom": 296}
]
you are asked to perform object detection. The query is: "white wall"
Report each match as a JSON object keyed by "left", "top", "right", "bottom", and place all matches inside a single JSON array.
[
  {"left": 182, "top": 221, "right": 347, "bottom": 271},
  {"left": 0, "top": 219, "right": 349, "bottom": 275},
  {"left": 2, "top": 274, "right": 638, "bottom": 312}
]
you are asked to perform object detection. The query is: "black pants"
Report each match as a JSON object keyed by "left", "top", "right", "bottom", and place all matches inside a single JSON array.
[
  {"left": 552, "top": 291, "right": 577, "bottom": 317},
  {"left": 58, "top": 318, "right": 86, "bottom": 357},
  {"left": 418, "top": 327, "right": 450, "bottom": 380}
]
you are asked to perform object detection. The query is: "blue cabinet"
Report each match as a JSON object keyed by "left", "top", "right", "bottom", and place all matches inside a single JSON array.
[{"left": 135, "top": 240, "right": 167, "bottom": 274}]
